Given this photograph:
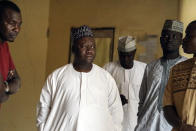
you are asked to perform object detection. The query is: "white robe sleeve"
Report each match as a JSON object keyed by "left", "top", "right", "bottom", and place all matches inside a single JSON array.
[
  {"left": 36, "top": 74, "right": 54, "bottom": 131},
  {"left": 103, "top": 63, "right": 110, "bottom": 71},
  {"left": 137, "top": 66, "right": 148, "bottom": 120},
  {"left": 108, "top": 76, "right": 123, "bottom": 131}
]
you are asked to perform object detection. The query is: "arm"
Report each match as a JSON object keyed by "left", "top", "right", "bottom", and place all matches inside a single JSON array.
[
  {"left": 163, "top": 70, "right": 196, "bottom": 131},
  {"left": 108, "top": 77, "right": 123, "bottom": 131},
  {"left": 104, "top": 63, "right": 128, "bottom": 106},
  {"left": 120, "top": 94, "right": 128, "bottom": 105},
  {"left": 36, "top": 75, "right": 53, "bottom": 131},
  {"left": 163, "top": 105, "right": 182, "bottom": 129},
  {"left": 164, "top": 106, "right": 196, "bottom": 131},
  {"left": 7, "top": 69, "right": 21, "bottom": 94},
  {"left": 137, "top": 67, "right": 148, "bottom": 119},
  {"left": 0, "top": 73, "right": 9, "bottom": 103},
  {"left": 6, "top": 43, "right": 21, "bottom": 94},
  {"left": 162, "top": 70, "right": 192, "bottom": 131},
  {"left": 163, "top": 70, "right": 181, "bottom": 129},
  {"left": 103, "top": 63, "right": 111, "bottom": 70},
  {"left": 0, "top": 69, "right": 20, "bottom": 103}
]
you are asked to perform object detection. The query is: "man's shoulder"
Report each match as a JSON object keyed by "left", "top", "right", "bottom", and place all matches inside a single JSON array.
[
  {"left": 134, "top": 60, "right": 147, "bottom": 68},
  {"left": 179, "top": 56, "right": 187, "bottom": 61},
  {"left": 103, "top": 61, "right": 121, "bottom": 72},
  {"left": 48, "top": 64, "right": 71, "bottom": 79},
  {"left": 94, "top": 64, "right": 115, "bottom": 79},
  {"left": 176, "top": 56, "right": 188, "bottom": 64},
  {"left": 146, "top": 59, "right": 160, "bottom": 69},
  {"left": 103, "top": 61, "right": 119, "bottom": 68},
  {"left": 0, "top": 42, "right": 9, "bottom": 50},
  {"left": 94, "top": 64, "right": 111, "bottom": 74},
  {"left": 172, "top": 58, "right": 194, "bottom": 72},
  {"left": 0, "top": 41, "right": 8, "bottom": 46}
]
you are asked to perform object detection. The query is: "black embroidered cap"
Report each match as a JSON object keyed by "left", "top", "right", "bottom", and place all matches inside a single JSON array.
[{"left": 72, "top": 25, "right": 94, "bottom": 41}]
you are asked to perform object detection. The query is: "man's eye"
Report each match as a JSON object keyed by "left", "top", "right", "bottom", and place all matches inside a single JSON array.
[
  {"left": 8, "top": 21, "right": 15, "bottom": 24},
  {"left": 162, "top": 34, "right": 168, "bottom": 39},
  {"left": 7, "top": 22, "right": 16, "bottom": 27},
  {"left": 80, "top": 45, "right": 86, "bottom": 48}
]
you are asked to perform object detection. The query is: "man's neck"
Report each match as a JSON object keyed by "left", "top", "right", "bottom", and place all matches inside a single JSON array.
[
  {"left": 162, "top": 50, "right": 180, "bottom": 60},
  {"left": 73, "top": 61, "right": 93, "bottom": 73},
  {"left": 0, "top": 38, "right": 5, "bottom": 44},
  {"left": 121, "top": 64, "right": 133, "bottom": 70}
]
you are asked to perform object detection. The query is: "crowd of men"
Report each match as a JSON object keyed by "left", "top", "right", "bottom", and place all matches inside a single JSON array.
[{"left": 0, "top": 0, "right": 195, "bottom": 131}]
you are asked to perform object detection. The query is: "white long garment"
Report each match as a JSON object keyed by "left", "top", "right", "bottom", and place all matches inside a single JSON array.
[
  {"left": 135, "top": 56, "right": 187, "bottom": 131},
  {"left": 36, "top": 64, "right": 123, "bottom": 131},
  {"left": 104, "top": 60, "right": 146, "bottom": 131}
]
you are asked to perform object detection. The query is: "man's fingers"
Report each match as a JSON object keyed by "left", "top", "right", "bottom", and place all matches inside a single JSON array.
[{"left": 10, "top": 70, "right": 14, "bottom": 76}]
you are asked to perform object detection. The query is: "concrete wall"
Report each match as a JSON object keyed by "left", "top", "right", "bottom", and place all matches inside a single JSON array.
[
  {"left": 0, "top": 0, "right": 49, "bottom": 130},
  {"left": 46, "top": 0, "right": 180, "bottom": 76},
  {"left": 179, "top": 0, "right": 196, "bottom": 58},
  {"left": 0, "top": 0, "right": 180, "bottom": 130}
]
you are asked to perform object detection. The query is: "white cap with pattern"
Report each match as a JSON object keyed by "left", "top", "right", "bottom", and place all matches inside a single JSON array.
[
  {"left": 163, "top": 20, "right": 183, "bottom": 33},
  {"left": 118, "top": 36, "right": 136, "bottom": 52}
]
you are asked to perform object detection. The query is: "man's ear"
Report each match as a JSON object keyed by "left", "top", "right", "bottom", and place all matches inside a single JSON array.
[
  {"left": 160, "top": 37, "right": 165, "bottom": 49},
  {"left": 160, "top": 37, "right": 163, "bottom": 44},
  {"left": 72, "top": 45, "right": 75, "bottom": 53},
  {"left": 134, "top": 49, "right": 137, "bottom": 54},
  {"left": 72, "top": 43, "right": 77, "bottom": 54},
  {"left": 132, "top": 49, "right": 137, "bottom": 58}
]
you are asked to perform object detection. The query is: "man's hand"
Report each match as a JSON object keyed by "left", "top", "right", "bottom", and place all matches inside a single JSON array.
[
  {"left": 0, "top": 73, "right": 4, "bottom": 90},
  {"left": 163, "top": 106, "right": 182, "bottom": 128},
  {"left": 7, "top": 70, "right": 15, "bottom": 81},
  {"left": 120, "top": 94, "right": 128, "bottom": 105},
  {"left": 180, "top": 124, "right": 196, "bottom": 131},
  {"left": 0, "top": 73, "right": 9, "bottom": 103},
  {"left": 0, "top": 73, "right": 5, "bottom": 95},
  {"left": 6, "top": 69, "right": 21, "bottom": 94}
]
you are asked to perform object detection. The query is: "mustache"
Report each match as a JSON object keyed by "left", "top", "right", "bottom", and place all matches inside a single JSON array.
[{"left": 9, "top": 32, "right": 18, "bottom": 36}]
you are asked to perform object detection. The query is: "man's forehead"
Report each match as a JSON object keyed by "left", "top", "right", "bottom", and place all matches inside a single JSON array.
[
  {"left": 78, "top": 37, "right": 95, "bottom": 42},
  {"left": 162, "top": 30, "right": 181, "bottom": 35},
  {"left": 186, "top": 24, "right": 196, "bottom": 34},
  {"left": 3, "top": 8, "right": 21, "bottom": 20}
]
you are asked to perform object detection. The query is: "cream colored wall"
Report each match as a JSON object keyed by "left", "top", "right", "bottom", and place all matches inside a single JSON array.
[
  {"left": 0, "top": 0, "right": 49, "bottom": 131},
  {"left": 46, "top": 0, "right": 180, "bottom": 76},
  {"left": 179, "top": 0, "right": 196, "bottom": 58},
  {"left": 0, "top": 0, "right": 180, "bottom": 130}
]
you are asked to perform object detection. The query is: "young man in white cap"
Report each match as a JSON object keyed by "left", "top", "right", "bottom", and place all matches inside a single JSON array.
[
  {"left": 104, "top": 36, "right": 146, "bottom": 131},
  {"left": 134, "top": 20, "right": 187, "bottom": 131},
  {"left": 36, "top": 25, "right": 123, "bottom": 131}
]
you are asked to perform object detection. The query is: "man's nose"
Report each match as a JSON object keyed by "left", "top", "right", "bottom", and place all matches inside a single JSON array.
[
  {"left": 86, "top": 47, "right": 92, "bottom": 53},
  {"left": 13, "top": 24, "right": 20, "bottom": 33},
  {"left": 125, "top": 56, "right": 130, "bottom": 61}
]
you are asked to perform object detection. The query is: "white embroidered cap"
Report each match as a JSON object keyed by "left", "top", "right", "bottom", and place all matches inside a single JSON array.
[
  {"left": 163, "top": 20, "right": 183, "bottom": 33},
  {"left": 118, "top": 36, "right": 136, "bottom": 52}
]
